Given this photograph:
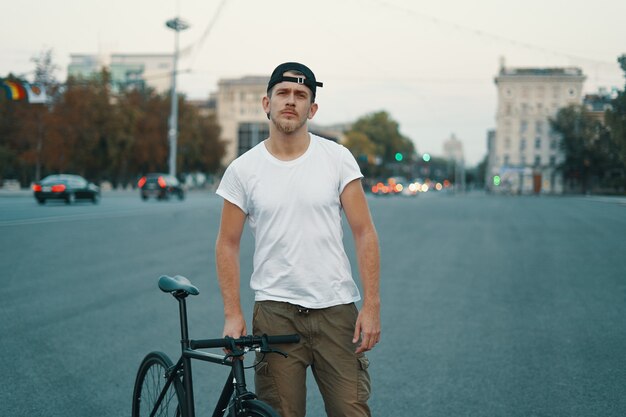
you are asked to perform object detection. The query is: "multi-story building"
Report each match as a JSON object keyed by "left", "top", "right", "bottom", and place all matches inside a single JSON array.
[
  {"left": 443, "top": 133, "right": 464, "bottom": 163},
  {"left": 583, "top": 88, "right": 614, "bottom": 125},
  {"left": 443, "top": 133, "right": 465, "bottom": 190},
  {"left": 67, "top": 53, "right": 173, "bottom": 94},
  {"left": 215, "top": 76, "right": 270, "bottom": 164},
  {"left": 488, "top": 64, "right": 586, "bottom": 194}
]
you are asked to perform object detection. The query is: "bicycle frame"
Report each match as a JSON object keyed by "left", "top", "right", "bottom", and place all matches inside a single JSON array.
[
  {"left": 137, "top": 276, "right": 298, "bottom": 417},
  {"left": 146, "top": 293, "right": 256, "bottom": 417}
]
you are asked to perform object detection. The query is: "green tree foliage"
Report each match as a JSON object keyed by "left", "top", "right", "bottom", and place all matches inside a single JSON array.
[
  {"left": 0, "top": 51, "right": 225, "bottom": 188},
  {"left": 343, "top": 130, "right": 379, "bottom": 177},
  {"left": 551, "top": 104, "right": 621, "bottom": 193},
  {"left": 605, "top": 54, "right": 626, "bottom": 176},
  {"left": 345, "top": 110, "right": 415, "bottom": 177},
  {"left": 549, "top": 54, "right": 626, "bottom": 194}
]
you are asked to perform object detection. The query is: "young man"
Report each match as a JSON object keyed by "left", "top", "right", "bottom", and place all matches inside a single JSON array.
[{"left": 215, "top": 62, "right": 380, "bottom": 417}]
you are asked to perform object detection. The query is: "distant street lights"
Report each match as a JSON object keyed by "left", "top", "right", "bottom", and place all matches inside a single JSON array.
[{"left": 165, "top": 17, "right": 190, "bottom": 177}]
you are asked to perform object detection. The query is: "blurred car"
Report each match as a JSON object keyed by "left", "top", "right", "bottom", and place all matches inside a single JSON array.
[
  {"left": 32, "top": 174, "right": 100, "bottom": 205},
  {"left": 138, "top": 173, "right": 185, "bottom": 201},
  {"left": 371, "top": 177, "right": 408, "bottom": 196}
]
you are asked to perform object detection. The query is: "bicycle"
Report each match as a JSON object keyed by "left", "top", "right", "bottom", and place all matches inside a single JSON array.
[{"left": 131, "top": 275, "right": 300, "bottom": 417}]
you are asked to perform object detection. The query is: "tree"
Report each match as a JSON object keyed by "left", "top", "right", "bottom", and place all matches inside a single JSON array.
[
  {"left": 31, "top": 48, "right": 59, "bottom": 91},
  {"left": 177, "top": 98, "right": 224, "bottom": 175},
  {"left": 0, "top": 48, "right": 60, "bottom": 185},
  {"left": 1, "top": 51, "right": 226, "bottom": 188},
  {"left": 604, "top": 54, "right": 626, "bottom": 191},
  {"left": 550, "top": 104, "right": 614, "bottom": 193},
  {"left": 346, "top": 110, "right": 415, "bottom": 178},
  {"left": 343, "top": 130, "right": 379, "bottom": 177},
  {"left": 0, "top": 75, "right": 24, "bottom": 183}
]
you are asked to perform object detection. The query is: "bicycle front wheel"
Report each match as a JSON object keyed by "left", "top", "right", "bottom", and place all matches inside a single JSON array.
[
  {"left": 234, "top": 399, "right": 281, "bottom": 417},
  {"left": 132, "top": 351, "right": 185, "bottom": 417}
]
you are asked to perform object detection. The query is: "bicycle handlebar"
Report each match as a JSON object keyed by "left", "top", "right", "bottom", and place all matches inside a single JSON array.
[{"left": 189, "top": 334, "right": 300, "bottom": 350}]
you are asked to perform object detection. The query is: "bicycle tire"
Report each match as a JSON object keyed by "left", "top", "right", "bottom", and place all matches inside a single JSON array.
[
  {"left": 132, "top": 351, "right": 186, "bottom": 417},
  {"left": 232, "top": 399, "right": 281, "bottom": 417}
]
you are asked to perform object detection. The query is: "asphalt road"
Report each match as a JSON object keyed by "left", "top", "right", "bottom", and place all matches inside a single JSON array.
[{"left": 1, "top": 190, "right": 625, "bottom": 417}]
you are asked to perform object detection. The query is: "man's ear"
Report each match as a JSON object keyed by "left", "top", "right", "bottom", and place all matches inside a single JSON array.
[
  {"left": 262, "top": 96, "right": 271, "bottom": 119},
  {"left": 308, "top": 102, "right": 319, "bottom": 119}
]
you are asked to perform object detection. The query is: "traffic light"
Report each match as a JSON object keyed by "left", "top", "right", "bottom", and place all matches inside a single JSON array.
[
  {"left": 395, "top": 152, "right": 403, "bottom": 162},
  {"left": 493, "top": 175, "right": 501, "bottom": 186},
  {"left": 422, "top": 153, "right": 431, "bottom": 162}
]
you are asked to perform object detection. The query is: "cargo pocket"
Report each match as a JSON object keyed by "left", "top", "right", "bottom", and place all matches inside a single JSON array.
[
  {"left": 254, "top": 360, "right": 282, "bottom": 408},
  {"left": 357, "top": 355, "right": 371, "bottom": 402}
]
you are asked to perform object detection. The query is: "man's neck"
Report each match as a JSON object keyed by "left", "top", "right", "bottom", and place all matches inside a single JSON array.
[{"left": 265, "top": 128, "right": 311, "bottom": 161}]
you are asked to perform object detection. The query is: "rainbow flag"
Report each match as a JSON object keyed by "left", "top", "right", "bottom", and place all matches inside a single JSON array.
[{"left": 2, "top": 80, "right": 27, "bottom": 100}]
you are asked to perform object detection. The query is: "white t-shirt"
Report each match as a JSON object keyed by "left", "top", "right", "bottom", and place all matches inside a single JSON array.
[{"left": 216, "top": 133, "right": 364, "bottom": 309}]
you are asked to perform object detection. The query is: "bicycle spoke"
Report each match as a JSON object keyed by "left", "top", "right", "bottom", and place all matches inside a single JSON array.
[{"left": 133, "top": 353, "right": 183, "bottom": 417}]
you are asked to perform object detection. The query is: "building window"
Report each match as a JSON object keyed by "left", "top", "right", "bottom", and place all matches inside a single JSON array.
[
  {"left": 504, "top": 155, "right": 510, "bottom": 166},
  {"left": 535, "top": 138, "right": 541, "bottom": 149},
  {"left": 521, "top": 103, "right": 529, "bottom": 115},
  {"left": 535, "top": 120, "right": 543, "bottom": 134},
  {"left": 536, "top": 86, "right": 545, "bottom": 98},
  {"left": 520, "top": 120, "right": 528, "bottom": 133},
  {"left": 550, "top": 139, "right": 558, "bottom": 150},
  {"left": 534, "top": 155, "right": 541, "bottom": 166},
  {"left": 521, "top": 155, "right": 527, "bottom": 166},
  {"left": 237, "top": 122, "right": 269, "bottom": 156},
  {"left": 549, "top": 156, "right": 556, "bottom": 166},
  {"left": 520, "top": 138, "right": 527, "bottom": 150}
]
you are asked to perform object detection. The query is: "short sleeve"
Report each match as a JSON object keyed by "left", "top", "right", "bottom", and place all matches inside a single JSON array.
[
  {"left": 338, "top": 145, "right": 364, "bottom": 194},
  {"left": 216, "top": 163, "right": 248, "bottom": 214}
]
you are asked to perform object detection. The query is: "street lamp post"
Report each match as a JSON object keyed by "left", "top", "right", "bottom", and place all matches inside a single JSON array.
[{"left": 166, "top": 17, "right": 189, "bottom": 177}]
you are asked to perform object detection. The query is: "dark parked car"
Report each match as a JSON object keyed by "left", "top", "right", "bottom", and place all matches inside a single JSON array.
[
  {"left": 32, "top": 174, "right": 100, "bottom": 205},
  {"left": 138, "top": 173, "right": 185, "bottom": 201}
]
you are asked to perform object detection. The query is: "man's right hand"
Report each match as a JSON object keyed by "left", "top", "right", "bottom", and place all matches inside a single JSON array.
[
  {"left": 222, "top": 314, "right": 246, "bottom": 355},
  {"left": 222, "top": 313, "right": 247, "bottom": 339}
]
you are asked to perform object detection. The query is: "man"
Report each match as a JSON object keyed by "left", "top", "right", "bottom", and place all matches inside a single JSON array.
[{"left": 215, "top": 62, "right": 380, "bottom": 417}]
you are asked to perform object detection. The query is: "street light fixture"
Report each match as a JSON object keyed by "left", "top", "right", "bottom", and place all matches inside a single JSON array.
[{"left": 165, "top": 17, "right": 190, "bottom": 177}]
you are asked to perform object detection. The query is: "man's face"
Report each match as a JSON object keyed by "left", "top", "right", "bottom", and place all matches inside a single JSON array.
[{"left": 263, "top": 72, "right": 318, "bottom": 135}]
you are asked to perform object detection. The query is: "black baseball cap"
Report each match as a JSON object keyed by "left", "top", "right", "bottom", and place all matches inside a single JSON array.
[{"left": 267, "top": 62, "right": 323, "bottom": 100}]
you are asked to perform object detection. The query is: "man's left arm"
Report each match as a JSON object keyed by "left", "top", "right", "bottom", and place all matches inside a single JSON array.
[{"left": 341, "top": 179, "right": 381, "bottom": 354}]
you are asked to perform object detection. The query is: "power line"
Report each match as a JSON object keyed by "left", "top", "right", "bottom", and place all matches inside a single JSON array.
[
  {"left": 179, "top": 0, "right": 229, "bottom": 70},
  {"left": 369, "top": 0, "right": 619, "bottom": 69}
]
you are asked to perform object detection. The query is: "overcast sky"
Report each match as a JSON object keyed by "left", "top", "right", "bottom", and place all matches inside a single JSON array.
[{"left": 2, "top": 0, "right": 625, "bottom": 165}]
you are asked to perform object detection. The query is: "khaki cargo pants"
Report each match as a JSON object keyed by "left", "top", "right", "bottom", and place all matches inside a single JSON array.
[{"left": 253, "top": 300, "right": 371, "bottom": 417}]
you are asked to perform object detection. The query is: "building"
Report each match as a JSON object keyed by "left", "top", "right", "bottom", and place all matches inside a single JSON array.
[
  {"left": 215, "top": 76, "right": 270, "bottom": 164},
  {"left": 67, "top": 53, "right": 173, "bottom": 94},
  {"left": 443, "top": 133, "right": 465, "bottom": 190},
  {"left": 583, "top": 88, "right": 614, "bottom": 125},
  {"left": 488, "top": 63, "right": 586, "bottom": 194},
  {"left": 443, "top": 133, "right": 464, "bottom": 163}
]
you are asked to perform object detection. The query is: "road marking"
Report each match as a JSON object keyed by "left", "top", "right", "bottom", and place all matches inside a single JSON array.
[{"left": 0, "top": 207, "right": 168, "bottom": 227}]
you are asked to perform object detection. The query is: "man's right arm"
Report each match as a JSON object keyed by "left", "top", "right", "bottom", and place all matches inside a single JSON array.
[{"left": 215, "top": 199, "right": 248, "bottom": 338}]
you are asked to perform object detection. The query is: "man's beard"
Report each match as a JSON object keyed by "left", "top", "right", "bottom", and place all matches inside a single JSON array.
[{"left": 271, "top": 110, "right": 308, "bottom": 134}]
